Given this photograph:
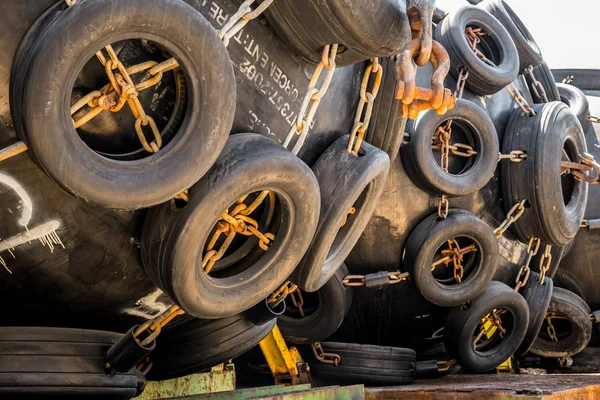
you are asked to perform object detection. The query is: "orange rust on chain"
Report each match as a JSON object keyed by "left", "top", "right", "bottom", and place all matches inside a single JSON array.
[
  {"left": 396, "top": 39, "right": 456, "bottom": 120},
  {"left": 406, "top": 0, "right": 435, "bottom": 67}
]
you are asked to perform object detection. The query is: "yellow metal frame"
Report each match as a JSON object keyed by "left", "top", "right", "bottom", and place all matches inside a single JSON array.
[{"left": 258, "top": 324, "right": 310, "bottom": 385}]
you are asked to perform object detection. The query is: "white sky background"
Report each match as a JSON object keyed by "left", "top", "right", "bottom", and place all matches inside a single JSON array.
[{"left": 437, "top": 0, "right": 599, "bottom": 69}]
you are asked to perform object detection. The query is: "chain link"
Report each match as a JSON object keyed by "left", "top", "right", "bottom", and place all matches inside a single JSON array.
[
  {"left": 498, "top": 150, "right": 527, "bottom": 163},
  {"left": 587, "top": 114, "right": 600, "bottom": 124},
  {"left": 437, "top": 195, "right": 449, "bottom": 219},
  {"left": 218, "top": 0, "right": 274, "bottom": 47},
  {"left": 283, "top": 45, "right": 338, "bottom": 155},
  {"left": 562, "top": 152, "right": 600, "bottom": 184},
  {"left": 506, "top": 83, "right": 536, "bottom": 117},
  {"left": 347, "top": 58, "right": 383, "bottom": 155},
  {"left": 311, "top": 342, "right": 341, "bottom": 366},
  {"left": 524, "top": 65, "right": 549, "bottom": 103},
  {"left": 546, "top": 312, "right": 559, "bottom": 342},
  {"left": 472, "top": 308, "right": 507, "bottom": 349},
  {"left": 537, "top": 244, "right": 552, "bottom": 284},
  {"left": 494, "top": 199, "right": 527, "bottom": 238},
  {"left": 288, "top": 287, "right": 305, "bottom": 318},
  {"left": 562, "top": 75, "right": 574, "bottom": 84},
  {"left": 515, "top": 237, "right": 541, "bottom": 291},
  {"left": 133, "top": 305, "right": 185, "bottom": 346},
  {"left": 430, "top": 238, "right": 477, "bottom": 283},
  {"left": 342, "top": 271, "right": 409, "bottom": 287},
  {"left": 267, "top": 280, "right": 298, "bottom": 307}
]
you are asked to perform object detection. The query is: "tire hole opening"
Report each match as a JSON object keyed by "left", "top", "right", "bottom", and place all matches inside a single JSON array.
[
  {"left": 471, "top": 307, "right": 515, "bottom": 355},
  {"left": 432, "top": 119, "right": 479, "bottom": 175},
  {"left": 431, "top": 236, "right": 481, "bottom": 286},
  {"left": 561, "top": 140, "right": 578, "bottom": 207},
  {"left": 466, "top": 24, "right": 503, "bottom": 67}
]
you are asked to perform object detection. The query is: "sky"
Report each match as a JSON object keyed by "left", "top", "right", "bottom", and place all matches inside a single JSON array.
[{"left": 438, "top": 0, "right": 599, "bottom": 69}]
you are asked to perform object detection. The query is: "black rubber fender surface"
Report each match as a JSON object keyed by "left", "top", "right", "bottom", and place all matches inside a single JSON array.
[
  {"left": 305, "top": 342, "right": 416, "bottom": 386},
  {"left": 141, "top": 133, "right": 321, "bottom": 319},
  {"left": 0, "top": 327, "right": 140, "bottom": 399},
  {"left": 278, "top": 264, "right": 353, "bottom": 345},
  {"left": 516, "top": 271, "right": 554, "bottom": 356},
  {"left": 501, "top": 101, "right": 588, "bottom": 245},
  {"left": 10, "top": 0, "right": 236, "bottom": 209},
  {"left": 557, "top": 83, "right": 592, "bottom": 128},
  {"left": 444, "top": 281, "right": 529, "bottom": 372},
  {"left": 434, "top": 5, "right": 519, "bottom": 95},
  {"left": 295, "top": 134, "right": 389, "bottom": 292}
]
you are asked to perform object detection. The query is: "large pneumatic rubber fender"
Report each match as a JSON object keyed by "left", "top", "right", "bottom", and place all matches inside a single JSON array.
[
  {"left": 434, "top": 5, "right": 519, "bottom": 95},
  {"left": 259, "top": 0, "right": 411, "bottom": 67},
  {"left": 501, "top": 102, "right": 588, "bottom": 246},
  {"left": 557, "top": 83, "right": 592, "bottom": 129},
  {"left": 294, "top": 135, "right": 389, "bottom": 292},
  {"left": 10, "top": 0, "right": 236, "bottom": 209},
  {"left": 0, "top": 327, "right": 141, "bottom": 399},
  {"left": 141, "top": 133, "right": 321, "bottom": 319},
  {"left": 477, "top": 0, "right": 543, "bottom": 73}
]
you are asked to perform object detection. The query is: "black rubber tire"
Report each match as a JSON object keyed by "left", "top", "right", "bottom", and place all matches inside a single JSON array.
[
  {"left": 530, "top": 287, "right": 592, "bottom": 358},
  {"left": 501, "top": 102, "right": 588, "bottom": 245},
  {"left": 434, "top": 5, "right": 519, "bottom": 95},
  {"left": 402, "top": 99, "right": 499, "bottom": 196},
  {"left": 278, "top": 264, "right": 353, "bottom": 345},
  {"left": 404, "top": 210, "right": 499, "bottom": 307},
  {"left": 147, "top": 314, "right": 276, "bottom": 381},
  {"left": 141, "top": 133, "right": 321, "bottom": 319},
  {"left": 557, "top": 83, "right": 591, "bottom": 128},
  {"left": 10, "top": 0, "right": 235, "bottom": 209},
  {"left": 478, "top": 0, "right": 542, "bottom": 72},
  {"left": 516, "top": 271, "right": 554, "bottom": 356},
  {"left": 295, "top": 134, "right": 389, "bottom": 292},
  {"left": 444, "top": 281, "right": 529, "bottom": 372},
  {"left": 526, "top": 61, "right": 561, "bottom": 103},
  {"left": 0, "top": 327, "right": 140, "bottom": 399},
  {"left": 306, "top": 342, "right": 415, "bottom": 386},
  {"left": 260, "top": 0, "right": 410, "bottom": 67},
  {"left": 569, "top": 347, "right": 600, "bottom": 373},
  {"left": 364, "top": 57, "right": 407, "bottom": 164}
]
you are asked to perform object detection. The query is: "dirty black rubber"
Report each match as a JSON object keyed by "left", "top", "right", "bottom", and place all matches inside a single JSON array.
[
  {"left": 501, "top": 102, "right": 588, "bottom": 245},
  {"left": 525, "top": 61, "right": 561, "bottom": 103},
  {"left": 147, "top": 314, "right": 275, "bottom": 381},
  {"left": 279, "top": 264, "right": 352, "bottom": 345},
  {"left": 295, "top": 134, "right": 389, "bottom": 292},
  {"left": 141, "top": 133, "right": 320, "bottom": 319},
  {"left": 0, "top": 327, "right": 140, "bottom": 399},
  {"left": 444, "top": 281, "right": 529, "bottom": 372},
  {"left": 516, "top": 271, "right": 554, "bottom": 356},
  {"left": 568, "top": 347, "right": 600, "bottom": 373},
  {"left": 11, "top": 0, "right": 235, "bottom": 209},
  {"left": 530, "top": 287, "right": 592, "bottom": 358},
  {"left": 404, "top": 210, "right": 499, "bottom": 307},
  {"left": 306, "top": 342, "right": 416, "bottom": 386},
  {"left": 478, "top": 0, "right": 542, "bottom": 72},
  {"left": 402, "top": 99, "right": 499, "bottom": 196},
  {"left": 261, "top": 0, "right": 410, "bottom": 67},
  {"left": 557, "top": 83, "right": 591, "bottom": 128},
  {"left": 434, "top": 5, "right": 519, "bottom": 95},
  {"left": 365, "top": 57, "right": 407, "bottom": 164}
]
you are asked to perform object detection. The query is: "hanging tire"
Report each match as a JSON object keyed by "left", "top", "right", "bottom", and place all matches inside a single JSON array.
[
  {"left": 147, "top": 314, "right": 275, "bottom": 381},
  {"left": 404, "top": 210, "right": 499, "bottom": 307},
  {"left": 477, "top": 0, "right": 542, "bottom": 72},
  {"left": 530, "top": 287, "right": 592, "bottom": 358},
  {"left": 501, "top": 102, "right": 588, "bottom": 245},
  {"left": 261, "top": 0, "right": 410, "bottom": 67},
  {"left": 364, "top": 57, "right": 407, "bottom": 164},
  {"left": 557, "top": 83, "right": 591, "bottom": 128},
  {"left": 141, "top": 133, "right": 321, "bottom": 319},
  {"left": 279, "top": 264, "right": 353, "bottom": 345},
  {"left": 402, "top": 99, "right": 499, "bottom": 196},
  {"left": 294, "top": 135, "right": 389, "bottom": 292},
  {"left": 306, "top": 342, "right": 416, "bottom": 386},
  {"left": 444, "top": 281, "right": 529, "bottom": 372},
  {"left": 525, "top": 61, "right": 561, "bottom": 103},
  {"left": 0, "top": 327, "right": 141, "bottom": 399},
  {"left": 516, "top": 271, "right": 554, "bottom": 356},
  {"left": 434, "top": 5, "right": 519, "bottom": 95},
  {"left": 10, "top": 0, "right": 235, "bottom": 209}
]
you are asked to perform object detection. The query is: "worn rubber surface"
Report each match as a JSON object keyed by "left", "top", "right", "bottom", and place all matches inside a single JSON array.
[
  {"left": 0, "top": 327, "right": 139, "bottom": 399},
  {"left": 404, "top": 210, "right": 499, "bottom": 307},
  {"left": 501, "top": 102, "right": 588, "bottom": 245},
  {"left": 147, "top": 314, "right": 275, "bottom": 381},
  {"left": 557, "top": 83, "right": 592, "bottom": 128},
  {"left": 306, "top": 342, "right": 415, "bottom": 386},
  {"left": 141, "top": 133, "right": 320, "bottom": 319},
  {"left": 445, "top": 281, "right": 529, "bottom": 372},
  {"left": 516, "top": 271, "right": 554, "bottom": 356},
  {"left": 435, "top": 5, "right": 519, "bottom": 95},
  {"left": 279, "top": 264, "right": 352, "bottom": 345},
  {"left": 295, "top": 134, "right": 389, "bottom": 292},
  {"left": 11, "top": 0, "right": 235, "bottom": 209},
  {"left": 403, "top": 99, "right": 499, "bottom": 196}
]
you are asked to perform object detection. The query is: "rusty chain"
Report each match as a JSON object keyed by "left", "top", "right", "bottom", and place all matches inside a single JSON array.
[
  {"left": 288, "top": 287, "right": 305, "bottom": 318},
  {"left": 498, "top": 150, "right": 527, "bottom": 163},
  {"left": 430, "top": 238, "right": 478, "bottom": 283},
  {"left": 133, "top": 305, "right": 185, "bottom": 346},
  {"left": 545, "top": 312, "right": 559, "bottom": 342},
  {"left": 267, "top": 280, "right": 298, "bottom": 307},
  {"left": 562, "top": 76, "right": 574, "bottom": 84},
  {"left": 561, "top": 152, "right": 600, "bottom": 184},
  {"left": 219, "top": 0, "right": 274, "bottom": 47},
  {"left": 524, "top": 66, "right": 549, "bottom": 103},
  {"left": 537, "top": 244, "right": 552, "bottom": 284},
  {"left": 587, "top": 115, "right": 600, "bottom": 124},
  {"left": 506, "top": 83, "right": 536, "bottom": 117},
  {"left": 311, "top": 342, "right": 341, "bottom": 366},
  {"left": 515, "top": 237, "right": 541, "bottom": 291},
  {"left": 347, "top": 58, "right": 383, "bottom": 155},
  {"left": 437, "top": 195, "right": 449, "bottom": 219},
  {"left": 341, "top": 207, "right": 356, "bottom": 228},
  {"left": 494, "top": 199, "right": 527, "bottom": 238},
  {"left": 343, "top": 271, "right": 409, "bottom": 287},
  {"left": 283, "top": 45, "right": 338, "bottom": 155},
  {"left": 406, "top": 0, "right": 435, "bottom": 67},
  {"left": 472, "top": 308, "right": 507, "bottom": 349}
]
